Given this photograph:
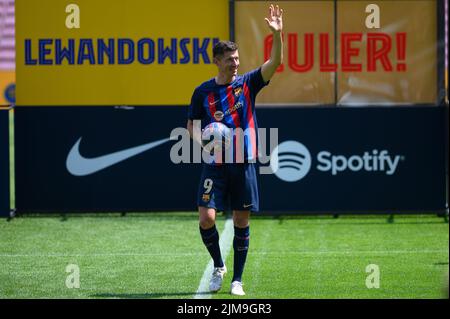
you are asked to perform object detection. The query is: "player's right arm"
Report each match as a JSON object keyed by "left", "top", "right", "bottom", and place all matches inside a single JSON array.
[
  {"left": 187, "top": 88, "right": 204, "bottom": 145},
  {"left": 187, "top": 119, "right": 194, "bottom": 138},
  {"left": 187, "top": 119, "right": 202, "bottom": 145}
]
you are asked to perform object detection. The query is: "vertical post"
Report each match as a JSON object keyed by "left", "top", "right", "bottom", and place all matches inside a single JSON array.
[
  {"left": 229, "top": 0, "right": 235, "bottom": 42},
  {"left": 0, "top": 106, "right": 10, "bottom": 217},
  {"left": 439, "top": 1, "right": 449, "bottom": 218},
  {"left": 334, "top": 0, "right": 338, "bottom": 106},
  {"left": 437, "top": 0, "right": 447, "bottom": 105}
]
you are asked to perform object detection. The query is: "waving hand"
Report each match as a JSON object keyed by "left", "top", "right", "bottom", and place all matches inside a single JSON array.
[{"left": 264, "top": 4, "right": 283, "bottom": 33}]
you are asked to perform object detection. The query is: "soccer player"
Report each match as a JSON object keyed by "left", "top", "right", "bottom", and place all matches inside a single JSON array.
[{"left": 187, "top": 4, "right": 283, "bottom": 296}]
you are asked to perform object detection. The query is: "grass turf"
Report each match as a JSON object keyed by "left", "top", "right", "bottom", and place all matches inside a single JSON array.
[{"left": 0, "top": 213, "right": 448, "bottom": 299}]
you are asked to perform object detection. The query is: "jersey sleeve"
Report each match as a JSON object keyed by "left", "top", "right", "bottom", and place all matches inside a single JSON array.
[
  {"left": 244, "top": 67, "right": 269, "bottom": 95},
  {"left": 188, "top": 88, "right": 205, "bottom": 120}
]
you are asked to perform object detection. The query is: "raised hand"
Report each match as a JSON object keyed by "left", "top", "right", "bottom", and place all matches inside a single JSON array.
[{"left": 264, "top": 4, "right": 283, "bottom": 33}]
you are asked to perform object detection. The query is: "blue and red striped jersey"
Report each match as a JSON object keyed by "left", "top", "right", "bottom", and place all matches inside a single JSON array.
[{"left": 188, "top": 67, "right": 269, "bottom": 163}]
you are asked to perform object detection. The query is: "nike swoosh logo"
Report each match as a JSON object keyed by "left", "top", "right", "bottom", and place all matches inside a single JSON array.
[
  {"left": 209, "top": 94, "right": 233, "bottom": 106},
  {"left": 243, "top": 204, "right": 253, "bottom": 208},
  {"left": 66, "top": 137, "right": 170, "bottom": 176}
]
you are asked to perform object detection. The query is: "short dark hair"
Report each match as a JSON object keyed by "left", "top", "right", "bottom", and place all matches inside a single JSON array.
[{"left": 213, "top": 41, "right": 238, "bottom": 58}]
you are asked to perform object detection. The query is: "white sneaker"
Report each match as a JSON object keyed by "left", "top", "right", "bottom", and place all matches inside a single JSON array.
[
  {"left": 230, "top": 281, "right": 245, "bottom": 296},
  {"left": 209, "top": 265, "right": 227, "bottom": 292}
]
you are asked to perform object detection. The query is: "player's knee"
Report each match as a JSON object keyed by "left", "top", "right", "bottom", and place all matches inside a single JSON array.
[
  {"left": 199, "top": 213, "right": 216, "bottom": 229},
  {"left": 199, "top": 219, "right": 215, "bottom": 229},
  {"left": 233, "top": 213, "right": 250, "bottom": 228},
  {"left": 234, "top": 220, "right": 249, "bottom": 228}
]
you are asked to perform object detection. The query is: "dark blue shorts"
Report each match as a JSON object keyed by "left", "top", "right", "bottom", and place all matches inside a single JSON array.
[{"left": 197, "top": 163, "right": 259, "bottom": 212}]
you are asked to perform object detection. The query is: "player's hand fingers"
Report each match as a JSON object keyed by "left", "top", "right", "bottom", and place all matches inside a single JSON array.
[
  {"left": 269, "top": 4, "right": 274, "bottom": 18},
  {"left": 275, "top": 5, "right": 280, "bottom": 17},
  {"left": 264, "top": 18, "right": 271, "bottom": 27}
]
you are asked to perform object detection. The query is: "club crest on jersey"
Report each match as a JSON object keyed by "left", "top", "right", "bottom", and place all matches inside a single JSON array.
[
  {"left": 214, "top": 111, "right": 224, "bottom": 121},
  {"left": 202, "top": 194, "right": 211, "bottom": 202},
  {"left": 234, "top": 87, "right": 242, "bottom": 97}
]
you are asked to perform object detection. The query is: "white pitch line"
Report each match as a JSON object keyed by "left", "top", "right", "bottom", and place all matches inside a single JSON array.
[{"left": 194, "top": 218, "right": 234, "bottom": 299}]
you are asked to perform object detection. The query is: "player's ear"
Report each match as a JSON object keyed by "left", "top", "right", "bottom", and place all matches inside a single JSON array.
[{"left": 213, "top": 55, "right": 221, "bottom": 66}]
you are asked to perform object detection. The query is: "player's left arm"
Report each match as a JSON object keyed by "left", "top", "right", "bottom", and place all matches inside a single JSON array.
[{"left": 261, "top": 4, "right": 283, "bottom": 83}]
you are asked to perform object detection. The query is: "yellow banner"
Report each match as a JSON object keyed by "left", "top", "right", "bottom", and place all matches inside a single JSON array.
[
  {"left": 235, "top": 0, "right": 437, "bottom": 105},
  {"left": 16, "top": 0, "right": 228, "bottom": 106}
]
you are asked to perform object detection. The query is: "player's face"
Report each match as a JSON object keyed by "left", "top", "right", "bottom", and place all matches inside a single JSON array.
[{"left": 216, "top": 50, "right": 240, "bottom": 77}]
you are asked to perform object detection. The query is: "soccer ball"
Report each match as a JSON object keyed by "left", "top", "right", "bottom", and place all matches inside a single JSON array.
[{"left": 201, "top": 122, "right": 232, "bottom": 153}]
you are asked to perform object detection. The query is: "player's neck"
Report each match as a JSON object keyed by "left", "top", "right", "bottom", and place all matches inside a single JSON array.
[{"left": 215, "top": 74, "right": 236, "bottom": 86}]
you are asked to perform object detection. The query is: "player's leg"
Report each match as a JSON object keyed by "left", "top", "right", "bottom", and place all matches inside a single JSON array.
[
  {"left": 198, "top": 206, "right": 224, "bottom": 268},
  {"left": 197, "top": 164, "right": 227, "bottom": 292},
  {"left": 232, "top": 210, "right": 250, "bottom": 286},
  {"left": 229, "top": 163, "right": 259, "bottom": 296},
  {"left": 198, "top": 206, "right": 227, "bottom": 292}
]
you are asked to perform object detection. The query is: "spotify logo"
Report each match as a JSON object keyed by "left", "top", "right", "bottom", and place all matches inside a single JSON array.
[
  {"left": 270, "top": 140, "right": 404, "bottom": 182},
  {"left": 270, "top": 141, "right": 312, "bottom": 182}
]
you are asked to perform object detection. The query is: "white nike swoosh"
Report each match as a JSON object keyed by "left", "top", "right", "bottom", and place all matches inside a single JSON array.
[
  {"left": 209, "top": 100, "right": 218, "bottom": 106},
  {"left": 209, "top": 95, "right": 232, "bottom": 106},
  {"left": 243, "top": 204, "right": 253, "bottom": 208},
  {"left": 66, "top": 137, "right": 170, "bottom": 176}
]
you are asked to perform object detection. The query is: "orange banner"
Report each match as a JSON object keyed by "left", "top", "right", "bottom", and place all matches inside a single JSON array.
[
  {"left": 235, "top": 0, "right": 438, "bottom": 105},
  {"left": 0, "top": 72, "right": 15, "bottom": 105}
]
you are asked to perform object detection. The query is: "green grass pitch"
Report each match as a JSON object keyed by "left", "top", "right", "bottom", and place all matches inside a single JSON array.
[{"left": 0, "top": 213, "right": 448, "bottom": 299}]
